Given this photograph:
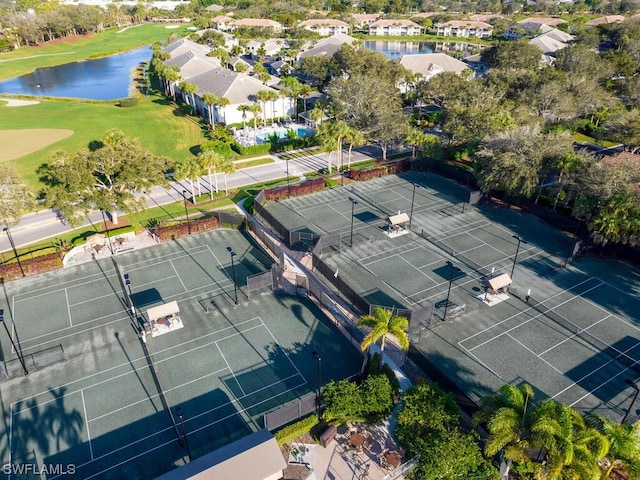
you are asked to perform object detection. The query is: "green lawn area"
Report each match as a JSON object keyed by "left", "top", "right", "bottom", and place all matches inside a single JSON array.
[
  {"left": 0, "top": 23, "right": 192, "bottom": 81},
  {"left": 0, "top": 93, "right": 208, "bottom": 189}
]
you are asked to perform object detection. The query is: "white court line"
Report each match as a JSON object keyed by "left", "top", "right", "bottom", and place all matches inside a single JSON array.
[
  {"left": 65, "top": 288, "right": 72, "bottom": 327},
  {"left": 260, "top": 318, "right": 306, "bottom": 380},
  {"left": 12, "top": 319, "right": 264, "bottom": 412},
  {"left": 538, "top": 315, "right": 612, "bottom": 356},
  {"left": 507, "top": 333, "right": 565, "bottom": 376},
  {"left": 81, "top": 389, "right": 94, "bottom": 460},
  {"left": 169, "top": 259, "right": 188, "bottom": 293},
  {"left": 215, "top": 343, "right": 246, "bottom": 396},
  {"left": 459, "top": 277, "right": 599, "bottom": 346},
  {"left": 359, "top": 244, "right": 424, "bottom": 266},
  {"left": 464, "top": 279, "right": 604, "bottom": 352}
]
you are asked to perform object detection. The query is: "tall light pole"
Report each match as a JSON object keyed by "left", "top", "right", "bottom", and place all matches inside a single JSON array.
[
  {"left": 182, "top": 190, "right": 191, "bottom": 235},
  {"left": 0, "top": 309, "right": 28, "bottom": 375},
  {"left": 349, "top": 198, "right": 358, "bottom": 248},
  {"left": 511, "top": 235, "right": 528, "bottom": 280},
  {"left": 176, "top": 407, "right": 192, "bottom": 462},
  {"left": 622, "top": 380, "right": 640, "bottom": 424},
  {"left": 312, "top": 351, "right": 322, "bottom": 417},
  {"left": 442, "top": 261, "right": 461, "bottom": 322},
  {"left": 100, "top": 209, "right": 114, "bottom": 255},
  {"left": 227, "top": 247, "right": 238, "bottom": 304},
  {"left": 4, "top": 226, "right": 24, "bottom": 277},
  {"left": 124, "top": 273, "right": 134, "bottom": 316},
  {"left": 285, "top": 158, "right": 291, "bottom": 197},
  {"left": 409, "top": 184, "right": 418, "bottom": 228}
]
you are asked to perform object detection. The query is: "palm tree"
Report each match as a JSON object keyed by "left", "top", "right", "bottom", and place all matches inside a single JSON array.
[
  {"left": 220, "top": 156, "right": 236, "bottom": 194},
  {"left": 197, "top": 149, "right": 224, "bottom": 199},
  {"left": 316, "top": 122, "right": 339, "bottom": 174},
  {"left": 247, "top": 103, "right": 262, "bottom": 144},
  {"left": 202, "top": 93, "right": 219, "bottom": 127},
  {"left": 163, "top": 66, "right": 181, "bottom": 99},
  {"left": 532, "top": 400, "right": 607, "bottom": 480},
  {"left": 474, "top": 383, "right": 536, "bottom": 480},
  {"left": 406, "top": 128, "right": 436, "bottom": 159},
  {"left": 344, "top": 128, "right": 365, "bottom": 168},
  {"left": 215, "top": 96, "right": 230, "bottom": 125},
  {"left": 357, "top": 307, "right": 409, "bottom": 355},
  {"left": 237, "top": 104, "right": 251, "bottom": 137},
  {"left": 265, "top": 90, "right": 279, "bottom": 125},
  {"left": 256, "top": 90, "right": 271, "bottom": 126},
  {"left": 178, "top": 81, "right": 198, "bottom": 114},
  {"left": 174, "top": 157, "right": 203, "bottom": 205},
  {"left": 586, "top": 413, "right": 640, "bottom": 479}
]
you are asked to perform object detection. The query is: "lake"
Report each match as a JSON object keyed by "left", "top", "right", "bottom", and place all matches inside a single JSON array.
[
  {"left": 364, "top": 40, "right": 486, "bottom": 59},
  {"left": 0, "top": 46, "right": 151, "bottom": 100}
]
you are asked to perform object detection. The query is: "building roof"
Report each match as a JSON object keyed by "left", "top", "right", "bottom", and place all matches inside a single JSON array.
[
  {"left": 411, "top": 12, "right": 437, "bottom": 19},
  {"left": 162, "top": 38, "right": 211, "bottom": 59},
  {"left": 371, "top": 19, "right": 421, "bottom": 28},
  {"left": 529, "top": 34, "right": 570, "bottom": 55},
  {"left": 601, "top": 151, "right": 640, "bottom": 167},
  {"left": 210, "top": 15, "right": 234, "bottom": 23},
  {"left": 517, "top": 17, "right": 566, "bottom": 26},
  {"left": 352, "top": 13, "right": 381, "bottom": 22},
  {"left": 585, "top": 15, "right": 626, "bottom": 26},
  {"left": 234, "top": 18, "right": 282, "bottom": 28},
  {"left": 146, "top": 301, "right": 179, "bottom": 322},
  {"left": 204, "top": 3, "right": 223, "bottom": 12},
  {"left": 398, "top": 53, "right": 469, "bottom": 77},
  {"left": 300, "top": 19, "right": 349, "bottom": 27},
  {"left": 468, "top": 14, "right": 502, "bottom": 22},
  {"left": 437, "top": 20, "right": 492, "bottom": 29},
  {"left": 299, "top": 33, "right": 357, "bottom": 59},
  {"left": 154, "top": 430, "right": 286, "bottom": 480},
  {"left": 164, "top": 51, "right": 221, "bottom": 79},
  {"left": 189, "top": 67, "right": 279, "bottom": 104}
]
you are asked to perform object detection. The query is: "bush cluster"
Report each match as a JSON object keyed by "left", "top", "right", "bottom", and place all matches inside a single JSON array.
[
  {"left": 152, "top": 215, "right": 220, "bottom": 241},
  {"left": 1, "top": 252, "right": 63, "bottom": 281},
  {"left": 321, "top": 374, "right": 395, "bottom": 424},
  {"left": 231, "top": 142, "right": 272, "bottom": 156},
  {"left": 265, "top": 177, "right": 325, "bottom": 201},
  {"left": 274, "top": 414, "right": 319, "bottom": 445}
]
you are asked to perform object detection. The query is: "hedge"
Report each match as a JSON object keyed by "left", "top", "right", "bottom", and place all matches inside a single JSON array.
[
  {"left": 231, "top": 142, "right": 272, "bottom": 156},
  {"left": 119, "top": 97, "right": 139, "bottom": 108},
  {"left": 152, "top": 215, "right": 220, "bottom": 241},
  {"left": 274, "top": 414, "right": 319, "bottom": 446},
  {"left": 1, "top": 252, "right": 63, "bottom": 281},
  {"left": 265, "top": 177, "right": 325, "bottom": 201}
]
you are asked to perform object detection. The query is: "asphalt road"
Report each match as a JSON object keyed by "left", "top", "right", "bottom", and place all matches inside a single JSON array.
[{"left": 0, "top": 146, "right": 393, "bottom": 251}]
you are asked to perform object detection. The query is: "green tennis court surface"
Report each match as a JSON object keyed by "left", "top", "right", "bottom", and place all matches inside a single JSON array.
[
  {"left": 0, "top": 230, "right": 362, "bottom": 479},
  {"left": 260, "top": 172, "right": 640, "bottom": 423}
]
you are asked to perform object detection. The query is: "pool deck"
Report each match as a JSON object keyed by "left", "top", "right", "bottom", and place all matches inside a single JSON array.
[{"left": 234, "top": 122, "right": 314, "bottom": 146}]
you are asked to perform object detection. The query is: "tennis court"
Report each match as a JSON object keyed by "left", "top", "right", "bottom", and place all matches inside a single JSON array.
[
  {"left": 258, "top": 172, "right": 640, "bottom": 421},
  {"left": 0, "top": 230, "right": 362, "bottom": 479}
]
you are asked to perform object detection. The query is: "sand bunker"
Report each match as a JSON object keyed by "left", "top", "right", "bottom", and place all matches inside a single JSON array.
[{"left": 0, "top": 129, "right": 74, "bottom": 162}]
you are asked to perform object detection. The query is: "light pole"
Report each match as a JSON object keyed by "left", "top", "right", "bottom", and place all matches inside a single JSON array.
[
  {"left": 442, "top": 261, "right": 461, "bottom": 322},
  {"left": 285, "top": 158, "right": 291, "bottom": 197},
  {"left": 227, "top": 247, "right": 238, "bottom": 304},
  {"left": 0, "top": 309, "right": 28, "bottom": 375},
  {"left": 124, "top": 273, "right": 134, "bottom": 316},
  {"left": 511, "top": 235, "right": 528, "bottom": 280},
  {"left": 176, "top": 407, "right": 192, "bottom": 462},
  {"left": 312, "top": 351, "right": 322, "bottom": 417},
  {"left": 182, "top": 190, "right": 191, "bottom": 235},
  {"left": 4, "top": 226, "right": 24, "bottom": 277},
  {"left": 622, "top": 380, "right": 640, "bottom": 424},
  {"left": 349, "top": 198, "right": 358, "bottom": 248},
  {"left": 100, "top": 209, "right": 114, "bottom": 254},
  {"left": 409, "top": 184, "right": 418, "bottom": 228}
]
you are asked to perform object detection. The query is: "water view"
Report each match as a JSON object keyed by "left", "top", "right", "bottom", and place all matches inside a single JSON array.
[
  {"left": 364, "top": 40, "right": 486, "bottom": 59},
  {"left": 0, "top": 46, "right": 151, "bottom": 100}
]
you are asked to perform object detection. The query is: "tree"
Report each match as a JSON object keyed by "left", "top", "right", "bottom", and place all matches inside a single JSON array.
[
  {"left": 237, "top": 104, "right": 251, "bottom": 136},
  {"left": 215, "top": 96, "right": 230, "bottom": 125},
  {"left": 603, "top": 109, "right": 640, "bottom": 153},
  {"left": 344, "top": 127, "right": 365, "bottom": 168},
  {"left": 474, "top": 383, "right": 536, "bottom": 480},
  {"left": 406, "top": 128, "right": 437, "bottom": 159},
  {"left": 357, "top": 307, "right": 409, "bottom": 354},
  {"left": 178, "top": 80, "right": 198, "bottom": 114},
  {"left": 316, "top": 120, "right": 350, "bottom": 173},
  {"left": 247, "top": 103, "right": 262, "bottom": 144},
  {"left": 0, "top": 164, "right": 35, "bottom": 226},
  {"left": 220, "top": 156, "right": 236, "bottom": 194},
  {"left": 42, "top": 130, "right": 170, "bottom": 226},
  {"left": 202, "top": 93, "right": 219, "bottom": 127},
  {"left": 174, "top": 157, "right": 203, "bottom": 205},
  {"left": 197, "top": 149, "right": 224, "bottom": 198},
  {"left": 256, "top": 90, "right": 271, "bottom": 126},
  {"left": 586, "top": 413, "right": 640, "bottom": 479},
  {"left": 265, "top": 90, "right": 279, "bottom": 125}
]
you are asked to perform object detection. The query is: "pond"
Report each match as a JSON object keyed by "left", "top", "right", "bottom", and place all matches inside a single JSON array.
[
  {"left": 364, "top": 40, "right": 486, "bottom": 59},
  {"left": 0, "top": 46, "right": 151, "bottom": 101}
]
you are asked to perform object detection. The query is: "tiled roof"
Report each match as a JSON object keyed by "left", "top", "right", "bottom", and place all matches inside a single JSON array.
[
  {"left": 399, "top": 53, "right": 469, "bottom": 77},
  {"left": 300, "top": 19, "right": 349, "bottom": 27},
  {"left": 437, "top": 20, "right": 492, "bottom": 28},
  {"left": 371, "top": 19, "right": 421, "bottom": 27},
  {"left": 233, "top": 18, "right": 282, "bottom": 28}
]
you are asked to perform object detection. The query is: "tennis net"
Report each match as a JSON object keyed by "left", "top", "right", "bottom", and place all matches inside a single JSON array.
[
  {"left": 349, "top": 186, "right": 395, "bottom": 217},
  {"left": 528, "top": 297, "right": 640, "bottom": 373}
]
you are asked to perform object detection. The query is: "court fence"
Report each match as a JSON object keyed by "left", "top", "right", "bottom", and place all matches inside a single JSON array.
[
  {"left": 263, "top": 391, "right": 316, "bottom": 431},
  {"left": 381, "top": 454, "right": 420, "bottom": 480}
]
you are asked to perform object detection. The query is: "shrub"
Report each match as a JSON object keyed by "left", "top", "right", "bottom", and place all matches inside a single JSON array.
[
  {"left": 1, "top": 252, "right": 63, "bottom": 281},
  {"left": 274, "top": 414, "right": 319, "bottom": 445},
  {"left": 204, "top": 140, "right": 233, "bottom": 158},
  {"left": 265, "top": 177, "right": 325, "bottom": 201},
  {"left": 231, "top": 142, "right": 272, "bottom": 156},
  {"left": 153, "top": 215, "right": 220, "bottom": 241},
  {"left": 119, "top": 97, "right": 139, "bottom": 108},
  {"left": 348, "top": 166, "right": 388, "bottom": 181}
]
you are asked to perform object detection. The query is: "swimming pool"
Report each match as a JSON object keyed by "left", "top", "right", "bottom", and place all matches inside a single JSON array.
[{"left": 255, "top": 126, "right": 315, "bottom": 144}]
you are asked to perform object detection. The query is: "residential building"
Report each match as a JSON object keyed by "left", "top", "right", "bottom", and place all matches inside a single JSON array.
[
  {"left": 299, "top": 19, "right": 350, "bottom": 36},
  {"left": 351, "top": 13, "right": 381, "bottom": 30},
  {"left": 369, "top": 19, "right": 422, "bottom": 36},
  {"left": 435, "top": 20, "right": 492, "bottom": 38},
  {"left": 245, "top": 38, "right": 288, "bottom": 59},
  {"left": 210, "top": 15, "right": 235, "bottom": 32},
  {"left": 504, "top": 17, "right": 566, "bottom": 40},
  {"left": 233, "top": 18, "right": 283, "bottom": 33},
  {"left": 162, "top": 38, "right": 212, "bottom": 59},
  {"left": 204, "top": 3, "right": 223, "bottom": 13},
  {"left": 585, "top": 15, "right": 626, "bottom": 26},
  {"left": 528, "top": 26, "right": 574, "bottom": 64},
  {"left": 298, "top": 33, "right": 357, "bottom": 61},
  {"left": 397, "top": 53, "right": 470, "bottom": 92}
]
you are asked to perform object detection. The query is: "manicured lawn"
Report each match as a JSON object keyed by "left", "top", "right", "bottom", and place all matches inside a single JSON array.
[
  {"left": 0, "top": 23, "right": 192, "bottom": 81},
  {"left": 0, "top": 93, "right": 208, "bottom": 189}
]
